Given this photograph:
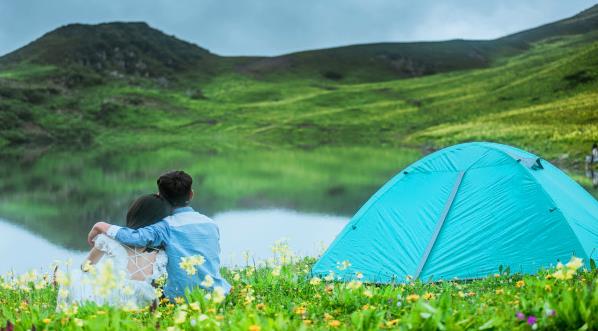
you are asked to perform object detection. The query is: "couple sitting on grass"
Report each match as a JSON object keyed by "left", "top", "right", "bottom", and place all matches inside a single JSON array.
[{"left": 57, "top": 170, "right": 230, "bottom": 309}]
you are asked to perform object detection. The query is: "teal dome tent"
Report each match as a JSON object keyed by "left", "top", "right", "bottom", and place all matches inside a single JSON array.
[{"left": 313, "top": 142, "right": 598, "bottom": 282}]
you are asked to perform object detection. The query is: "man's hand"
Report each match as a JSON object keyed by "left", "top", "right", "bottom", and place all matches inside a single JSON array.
[{"left": 87, "top": 222, "right": 111, "bottom": 246}]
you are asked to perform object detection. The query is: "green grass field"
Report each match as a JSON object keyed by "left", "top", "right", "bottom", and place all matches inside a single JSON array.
[{"left": 0, "top": 250, "right": 596, "bottom": 331}]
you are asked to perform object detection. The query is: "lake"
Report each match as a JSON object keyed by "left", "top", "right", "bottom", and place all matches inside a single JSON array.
[{"left": 1, "top": 145, "right": 595, "bottom": 275}]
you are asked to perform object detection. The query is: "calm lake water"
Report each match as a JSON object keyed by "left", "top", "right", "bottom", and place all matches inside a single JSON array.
[
  {"left": 1, "top": 146, "right": 596, "bottom": 275},
  {"left": 0, "top": 210, "right": 347, "bottom": 275}
]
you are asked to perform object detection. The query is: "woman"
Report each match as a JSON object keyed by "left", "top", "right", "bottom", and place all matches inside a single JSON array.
[{"left": 56, "top": 194, "right": 171, "bottom": 309}]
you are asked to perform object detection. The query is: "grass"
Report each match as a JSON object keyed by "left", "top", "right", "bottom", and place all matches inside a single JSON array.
[{"left": 0, "top": 251, "right": 596, "bottom": 331}]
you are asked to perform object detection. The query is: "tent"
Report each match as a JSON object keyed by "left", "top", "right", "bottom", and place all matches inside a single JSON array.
[{"left": 312, "top": 142, "right": 598, "bottom": 282}]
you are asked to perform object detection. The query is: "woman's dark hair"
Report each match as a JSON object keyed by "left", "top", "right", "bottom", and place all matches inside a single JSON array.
[
  {"left": 593, "top": 143, "right": 597, "bottom": 149},
  {"left": 126, "top": 194, "right": 172, "bottom": 229}
]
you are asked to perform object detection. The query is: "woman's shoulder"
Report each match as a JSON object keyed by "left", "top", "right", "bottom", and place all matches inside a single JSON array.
[{"left": 94, "top": 234, "right": 126, "bottom": 256}]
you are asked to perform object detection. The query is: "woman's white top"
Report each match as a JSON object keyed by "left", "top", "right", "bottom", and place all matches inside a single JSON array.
[{"left": 57, "top": 234, "right": 167, "bottom": 309}]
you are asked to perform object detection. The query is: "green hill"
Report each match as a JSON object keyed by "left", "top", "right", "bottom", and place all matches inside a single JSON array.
[{"left": 1, "top": 5, "right": 597, "bottom": 158}]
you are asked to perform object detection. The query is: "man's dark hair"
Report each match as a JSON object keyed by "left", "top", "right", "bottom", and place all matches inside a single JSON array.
[{"left": 157, "top": 171, "right": 193, "bottom": 207}]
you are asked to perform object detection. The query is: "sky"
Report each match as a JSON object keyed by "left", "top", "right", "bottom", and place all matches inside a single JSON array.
[{"left": 0, "top": 0, "right": 596, "bottom": 57}]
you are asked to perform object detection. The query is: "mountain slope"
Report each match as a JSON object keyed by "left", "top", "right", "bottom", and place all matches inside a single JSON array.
[
  {"left": 0, "top": 22, "right": 220, "bottom": 78},
  {"left": 242, "top": 4, "right": 598, "bottom": 82}
]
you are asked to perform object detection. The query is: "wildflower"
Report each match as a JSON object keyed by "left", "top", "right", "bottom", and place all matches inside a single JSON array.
[
  {"left": 328, "top": 320, "right": 341, "bottom": 328},
  {"left": 201, "top": 275, "right": 214, "bottom": 288},
  {"left": 215, "top": 315, "right": 225, "bottom": 321},
  {"left": 336, "top": 260, "right": 351, "bottom": 271},
  {"left": 545, "top": 308, "right": 556, "bottom": 317},
  {"left": 43, "top": 318, "right": 51, "bottom": 324},
  {"left": 323, "top": 313, "right": 334, "bottom": 321},
  {"left": 385, "top": 319, "right": 400, "bottom": 327},
  {"left": 174, "top": 297, "right": 185, "bottom": 304},
  {"left": 324, "top": 271, "right": 335, "bottom": 282},
  {"left": 527, "top": 315, "right": 537, "bottom": 325},
  {"left": 211, "top": 286, "right": 226, "bottom": 304},
  {"left": 309, "top": 277, "right": 322, "bottom": 285},
  {"left": 155, "top": 288, "right": 164, "bottom": 298},
  {"left": 516, "top": 312, "right": 525, "bottom": 320},
  {"left": 544, "top": 284, "right": 552, "bottom": 292},
  {"left": 406, "top": 294, "right": 420, "bottom": 303},
  {"left": 256, "top": 303, "right": 266, "bottom": 310},
  {"left": 516, "top": 280, "right": 525, "bottom": 288},
  {"left": 362, "top": 304, "right": 370, "bottom": 310},
  {"left": 347, "top": 280, "right": 362, "bottom": 290},
  {"left": 233, "top": 273, "right": 241, "bottom": 281},
  {"left": 495, "top": 289, "right": 504, "bottom": 295},
  {"left": 248, "top": 325, "right": 261, "bottom": 331},
  {"left": 294, "top": 306, "right": 307, "bottom": 315},
  {"left": 174, "top": 310, "right": 187, "bottom": 324},
  {"left": 325, "top": 284, "right": 334, "bottom": 294},
  {"left": 81, "top": 260, "right": 94, "bottom": 273},
  {"left": 466, "top": 291, "right": 476, "bottom": 297},
  {"left": 566, "top": 257, "right": 583, "bottom": 270},
  {"left": 179, "top": 255, "right": 205, "bottom": 276},
  {"left": 271, "top": 266, "right": 281, "bottom": 277},
  {"left": 303, "top": 319, "right": 313, "bottom": 325},
  {"left": 189, "top": 302, "right": 200, "bottom": 311},
  {"left": 363, "top": 289, "right": 373, "bottom": 298}
]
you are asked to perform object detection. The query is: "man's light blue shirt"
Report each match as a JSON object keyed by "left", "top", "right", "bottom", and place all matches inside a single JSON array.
[{"left": 106, "top": 206, "right": 231, "bottom": 299}]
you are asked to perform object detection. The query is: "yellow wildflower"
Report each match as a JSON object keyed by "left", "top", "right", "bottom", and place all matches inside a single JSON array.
[
  {"left": 406, "top": 294, "right": 420, "bottom": 303},
  {"left": 248, "top": 325, "right": 261, "bottom": 331},
  {"left": 309, "top": 277, "right": 322, "bottom": 285},
  {"left": 347, "top": 280, "right": 362, "bottom": 290},
  {"left": 329, "top": 320, "right": 342, "bottom": 328},
  {"left": 324, "top": 313, "right": 334, "bottom": 321},
  {"left": 324, "top": 272, "right": 335, "bottom": 282},
  {"left": 423, "top": 292, "right": 435, "bottom": 300},
  {"left": 179, "top": 255, "right": 205, "bottom": 276},
  {"left": 173, "top": 310, "right": 187, "bottom": 324},
  {"left": 336, "top": 260, "right": 351, "bottom": 271},
  {"left": 516, "top": 280, "right": 525, "bottom": 288},
  {"left": 174, "top": 297, "right": 185, "bottom": 304},
  {"left": 294, "top": 306, "right": 307, "bottom": 315},
  {"left": 385, "top": 319, "right": 400, "bottom": 327},
  {"left": 43, "top": 318, "right": 51, "bottom": 324},
  {"left": 256, "top": 303, "right": 266, "bottom": 310},
  {"left": 495, "top": 289, "right": 504, "bottom": 295},
  {"left": 189, "top": 302, "right": 200, "bottom": 311},
  {"left": 545, "top": 284, "right": 552, "bottom": 292},
  {"left": 209, "top": 286, "right": 226, "bottom": 304},
  {"left": 566, "top": 256, "right": 583, "bottom": 270},
  {"left": 303, "top": 319, "right": 313, "bottom": 325},
  {"left": 201, "top": 275, "right": 214, "bottom": 288},
  {"left": 363, "top": 289, "right": 373, "bottom": 298}
]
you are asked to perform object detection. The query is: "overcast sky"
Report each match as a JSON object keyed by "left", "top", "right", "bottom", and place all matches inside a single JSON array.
[{"left": 0, "top": 0, "right": 596, "bottom": 57}]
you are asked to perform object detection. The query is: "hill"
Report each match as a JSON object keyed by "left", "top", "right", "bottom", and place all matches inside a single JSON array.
[
  {"left": 0, "top": 5, "right": 596, "bottom": 155},
  {"left": 0, "top": 22, "right": 221, "bottom": 78}
]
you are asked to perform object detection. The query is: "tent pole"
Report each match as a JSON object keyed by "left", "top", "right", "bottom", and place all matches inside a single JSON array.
[{"left": 414, "top": 171, "right": 465, "bottom": 280}]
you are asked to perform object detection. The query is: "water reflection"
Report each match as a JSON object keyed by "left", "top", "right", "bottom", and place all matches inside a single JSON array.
[{"left": 0, "top": 210, "right": 348, "bottom": 275}]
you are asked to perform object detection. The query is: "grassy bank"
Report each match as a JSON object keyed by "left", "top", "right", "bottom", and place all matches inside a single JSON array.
[{"left": 0, "top": 252, "right": 596, "bottom": 331}]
